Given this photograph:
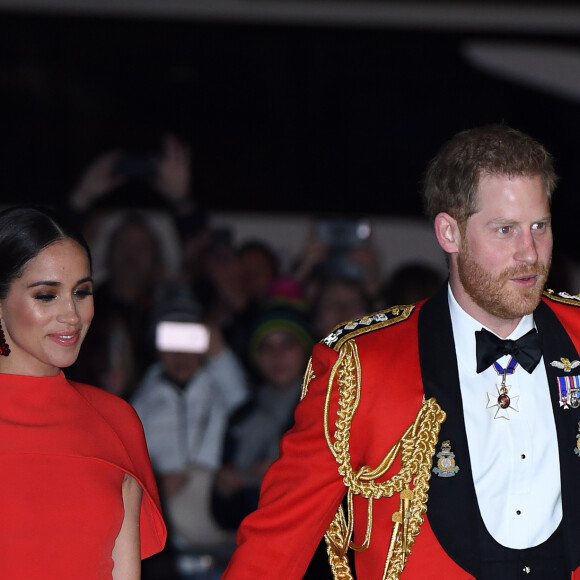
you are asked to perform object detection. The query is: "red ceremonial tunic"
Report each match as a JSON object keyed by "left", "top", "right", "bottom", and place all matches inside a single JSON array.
[
  {"left": 224, "top": 294, "right": 580, "bottom": 579},
  {"left": 0, "top": 371, "right": 166, "bottom": 579}
]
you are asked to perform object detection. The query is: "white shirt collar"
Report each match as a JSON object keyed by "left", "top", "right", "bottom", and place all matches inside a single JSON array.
[{"left": 447, "top": 283, "right": 535, "bottom": 372}]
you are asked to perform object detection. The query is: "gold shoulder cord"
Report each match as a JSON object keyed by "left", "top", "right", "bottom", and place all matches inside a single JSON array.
[{"left": 320, "top": 339, "right": 446, "bottom": 580}]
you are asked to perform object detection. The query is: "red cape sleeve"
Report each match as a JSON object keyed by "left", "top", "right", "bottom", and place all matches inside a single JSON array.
[{"left": 71, "top": 382, "right": 167, "bottom": 559}]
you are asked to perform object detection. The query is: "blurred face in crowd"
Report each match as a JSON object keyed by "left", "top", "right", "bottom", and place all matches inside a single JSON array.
[
  {"left": 440, "top": 173, "right": 552, "bottom": 335},
  {"left": 312, "top": 280, "right": 368, "bottom": 339},
  {"left": 238, "top": 247, "right": 277, "bottom": 302},
  {"left": 257, "top": 330, "right": 308, "bottom": 390},
  {"left": 0, "top": 240, "right": 94, "bottom": 376},
  {"left": 160, "top": 351, "right": 203, "bottom": 387},
  {"left": 108, "top": 221, "right": 161, "bottom": 289}
]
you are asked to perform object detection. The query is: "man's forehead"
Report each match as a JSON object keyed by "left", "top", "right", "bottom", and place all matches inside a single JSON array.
[
  {"left": 474, "top": 173, "right": 547, "bottom": 201},
  {"left": 467, "top": 173, "right": 549, "bottom": 220},
  {"left": 477, "top": 171, "right": 541, "bottom": 187}
]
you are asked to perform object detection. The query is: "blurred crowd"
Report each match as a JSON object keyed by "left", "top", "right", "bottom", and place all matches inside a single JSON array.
[{"left": 61, "top": 135, "right": 444, "bottom": 579}]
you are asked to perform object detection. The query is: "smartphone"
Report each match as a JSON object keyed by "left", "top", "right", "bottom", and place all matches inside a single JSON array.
[
  {"left": 114, "top": 155, "right": 157, "bottom": 180},
  {"left": 155, "top": 321, "right": 211, "bottom": 354},
  {"left": 315, "top": 218, "right": 372, "bottom": 250}
]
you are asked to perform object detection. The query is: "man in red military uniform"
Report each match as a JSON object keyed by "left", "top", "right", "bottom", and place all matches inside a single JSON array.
[{"left": 222, "top": 125, "right": 580, "bottom": 579}]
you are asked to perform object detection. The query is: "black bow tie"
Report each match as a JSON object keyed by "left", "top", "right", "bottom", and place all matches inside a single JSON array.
[{"left": 475, "top": 328, "right": 542, "bottom": 374}]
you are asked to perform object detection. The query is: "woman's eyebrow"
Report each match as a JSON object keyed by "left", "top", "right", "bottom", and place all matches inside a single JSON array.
[{"left": 27, "top": 276, "right": 93, "bottom": 289}]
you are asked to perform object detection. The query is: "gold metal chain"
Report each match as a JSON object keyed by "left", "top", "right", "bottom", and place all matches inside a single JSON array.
[{"left": 322, "top": 340, "right": 446, "bottom": 579}]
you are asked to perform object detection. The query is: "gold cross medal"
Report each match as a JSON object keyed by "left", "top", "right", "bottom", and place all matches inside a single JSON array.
[{"left": 433, "top": 440, "right": 459, "bottom": 477}]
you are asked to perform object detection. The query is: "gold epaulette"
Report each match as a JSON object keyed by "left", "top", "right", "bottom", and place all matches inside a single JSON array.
[
  {"left": 320, "top": 339, "right": 445, "bottom": 580},
  {"left": 321, "top": 305, "right": 415, "bottom": 352},
  {"left": 543, "top": 289, "right": 580, "bottom": 307}
]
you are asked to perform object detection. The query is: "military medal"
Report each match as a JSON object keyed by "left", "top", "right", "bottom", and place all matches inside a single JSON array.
[
  {"left": 575, "top": 422, "right": 580, "bottom": 457},
  {"left": 433, "top": 440, "right": 459, "bottom": 477},
  {"left": 486, "top": 358, "right": 519, "bottom": 420},
  {"left": 549, "top": 357, "right": 580, "bottom": 409},
  {"left": 556, "top": 375, "right": 580, "bottom": 409}
]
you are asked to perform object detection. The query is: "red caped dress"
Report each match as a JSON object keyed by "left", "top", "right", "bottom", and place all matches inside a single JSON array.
[{"left": 0, "top": 371, "right": 167, "bottom": 579}]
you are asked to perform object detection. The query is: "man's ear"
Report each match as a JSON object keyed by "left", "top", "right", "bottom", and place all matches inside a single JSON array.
[{"left": 434, "top": 212, "right": 461, "bottom": 254}]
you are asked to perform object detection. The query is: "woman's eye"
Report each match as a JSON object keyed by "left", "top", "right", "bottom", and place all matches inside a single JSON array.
[
  {"left": 34, "top": 293, "right": 56, "bottom": 302},
  {"left": 74, "top": 289, "right": 94, "bottom": 299}
]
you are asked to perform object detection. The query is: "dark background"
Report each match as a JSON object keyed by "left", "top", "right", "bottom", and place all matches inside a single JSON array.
[{"left": 2, "top": 4, "right": 580, "bottom": 252}]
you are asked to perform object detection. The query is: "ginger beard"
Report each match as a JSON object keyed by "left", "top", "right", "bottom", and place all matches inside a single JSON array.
[{"left": 457, "top": 236, "right": 551, "bottom": 320}]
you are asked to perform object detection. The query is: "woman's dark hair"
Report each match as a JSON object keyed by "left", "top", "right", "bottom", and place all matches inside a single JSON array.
[{"left": 0, "top": 206, "right": 92, "bottom": 299}]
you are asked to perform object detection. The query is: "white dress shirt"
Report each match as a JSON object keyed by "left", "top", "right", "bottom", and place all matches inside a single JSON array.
[{"left": 448, "top": 287, "right": 562, "bottom": 548}]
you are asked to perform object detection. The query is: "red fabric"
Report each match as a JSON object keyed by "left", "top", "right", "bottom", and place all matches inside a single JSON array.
[
  {"left": 0, "top": 371, "right": 166, "bottom": 579},
  {"left": 223, "top": 300, "right": 580, "bottom": 579},
  {"left": 224, "top": 310, "right": 436, "bottom": 579}
]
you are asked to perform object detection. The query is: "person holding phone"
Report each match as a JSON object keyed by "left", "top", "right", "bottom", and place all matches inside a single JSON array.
[
  {"left": 131, "top": 294, "right": 248, "bottom": 578},
  {"left": 0, "top": 206, "right": 166, "bottom": 579}
]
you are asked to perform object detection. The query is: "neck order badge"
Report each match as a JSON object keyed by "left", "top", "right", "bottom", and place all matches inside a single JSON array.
[{"left": 486, "top": 358, "right": 520, "bottom": 420}]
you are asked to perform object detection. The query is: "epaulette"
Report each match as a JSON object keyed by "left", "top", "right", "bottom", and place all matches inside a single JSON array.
[
  {"left": 321, "top": 304, "right": 415, "bottom": 351},
  {"left": 543, "top": 289, "right": 580, "bottom": 307}
]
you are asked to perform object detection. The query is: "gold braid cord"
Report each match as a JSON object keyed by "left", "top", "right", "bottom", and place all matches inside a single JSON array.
[{"left": 323, "top": 340, "right": 446, "bottom": 580}]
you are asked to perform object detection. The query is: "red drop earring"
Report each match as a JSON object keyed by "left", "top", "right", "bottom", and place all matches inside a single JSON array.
[{"left": 0, "top": 321, "right": 11, "bottom": 356}]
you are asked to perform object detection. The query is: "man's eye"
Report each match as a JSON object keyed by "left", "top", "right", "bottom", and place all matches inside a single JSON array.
[
  {"left": 532, "top": 222, "right": 545, "bottom": 231},
  {"left": 499, "top": 226, "right": 512, "bottom": 235}
]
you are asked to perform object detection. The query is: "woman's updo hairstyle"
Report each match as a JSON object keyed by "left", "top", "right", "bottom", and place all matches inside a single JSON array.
[{"left": 0, "top": 206, "right": 92, "bottom": 300}]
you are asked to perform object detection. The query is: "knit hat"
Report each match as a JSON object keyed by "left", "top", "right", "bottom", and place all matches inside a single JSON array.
[{"left": 249, "top": 301, "right": 313, "bottom": 365}]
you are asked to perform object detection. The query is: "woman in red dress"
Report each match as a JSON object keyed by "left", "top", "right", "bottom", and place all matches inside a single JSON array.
[{"left": 0, "top": 206, "right": 166, "bottom": 579}]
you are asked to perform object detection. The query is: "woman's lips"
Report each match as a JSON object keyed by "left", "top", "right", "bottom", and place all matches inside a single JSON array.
[{"left": 48, "top": 330, "right": 81, "bottom": 346}]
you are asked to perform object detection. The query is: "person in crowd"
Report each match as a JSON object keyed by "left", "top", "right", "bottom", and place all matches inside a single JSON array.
[
  {"left": 380, "top": 261, "right": 445, "bottom": 307},
  {"left": 67, "top": 134, "right": 206, "bottom": 399},
  {"left": 212, "top": 302, "right": 313, "bottom": 530},
  {"left": 309, "top": 275, "right": 373, "bottom": 341},
  {"left": 131, "top": 290, "right": 248, "bottom": 579},
  {"left": 69, "top": 211, "right": 165, "bottom": 399},
  {"left": 293, "top": 217, "right": 381, "bottom": 305},
  {"left": 0, "top": 206, "right": 166, "bottom": 578},
  {"left": 68, "top": 133, "right": 203, "bottom": 223},
  {"left": 191, "top": 235, "right": 283, "bottom": 380},
  {"left": 222, "top": 124, "right": 580, "bottom": 579},
  {"left": 237, "top": 240, "right": 280, "bottom": 304}
]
